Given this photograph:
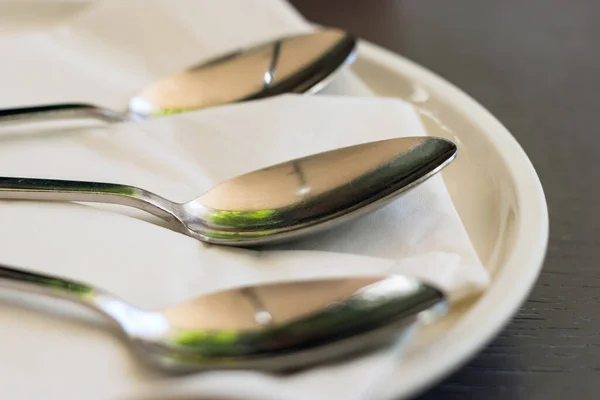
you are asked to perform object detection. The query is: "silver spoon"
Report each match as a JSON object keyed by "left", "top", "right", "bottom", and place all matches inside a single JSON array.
[
  {"left": 0, "top": 263, "right": 447, "bottom": 372},
  {"left": 0, "top": 137, "right": 457, "bottom": 246},
  {"left": 0, "top": 28, "right": 356, "bottom": 124}
]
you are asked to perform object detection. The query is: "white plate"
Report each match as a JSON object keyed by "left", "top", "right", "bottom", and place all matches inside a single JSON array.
[
  {"left": 350, "top": 42, "right": 548, "bottom": 398},
  {"left": 0, "top": 6, "right": 548, "bottom": 399}
]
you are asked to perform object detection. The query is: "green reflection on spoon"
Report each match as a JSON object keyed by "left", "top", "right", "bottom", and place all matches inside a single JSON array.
[
  {"left": 21, "top": 274, "right": 94, "bottom": 297},
  {"left": 207, "top": 209, "right": 279, "bottom": 228}
]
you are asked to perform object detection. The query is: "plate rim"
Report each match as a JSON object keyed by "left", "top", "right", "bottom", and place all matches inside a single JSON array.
[{"left": 353, "top": 40, "right": 549, "bottom": 399}]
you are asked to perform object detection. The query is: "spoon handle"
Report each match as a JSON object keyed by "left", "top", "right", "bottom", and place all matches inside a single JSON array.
[
  {"left": 0, "top": 176, "right": 179, "bottom": 223},
  {"left": 0, "top": 262, "right": 145, "bottom": 331},
  {"left": 0, "top": 103, "right": 128, "bottom": 124},
  {"left": 0, "top": 263, "right": 100, "bottom": 304}
]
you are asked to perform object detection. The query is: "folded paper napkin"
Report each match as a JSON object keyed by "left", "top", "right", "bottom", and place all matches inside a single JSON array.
[{"left": 0, "top": 1, "right": 489, "bottom": 399}]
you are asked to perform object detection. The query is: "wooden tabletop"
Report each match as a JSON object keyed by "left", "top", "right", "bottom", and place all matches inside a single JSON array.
[{"left": 290, "top": 0, "right": 598, "bottom": 399}]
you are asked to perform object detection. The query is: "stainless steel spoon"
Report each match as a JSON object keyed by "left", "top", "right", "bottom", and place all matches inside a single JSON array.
[
  {"left": 0, "top": 263, "right": 446, "bottom": 372},
  {"left": 0, "top": 28, "right": 356, "bottom": 124},
  {"left": 0, "top": 137, "right": 457, "bottom": 246}
]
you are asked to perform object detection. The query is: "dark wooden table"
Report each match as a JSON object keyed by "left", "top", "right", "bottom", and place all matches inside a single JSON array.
[{"left": 290, "top": 1, "right": 599, "bottom": 399}]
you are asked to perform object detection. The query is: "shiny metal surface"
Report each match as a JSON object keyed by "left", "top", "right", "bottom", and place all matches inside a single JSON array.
[
  {"left": 0, "top": 28, "right": 356, "bottom": 124},
  {"left": 0, "top": 262, "right": 446, "bottom": 372},
  {"left": 0, "top": 137, "right": 457, "bottom": 246}
]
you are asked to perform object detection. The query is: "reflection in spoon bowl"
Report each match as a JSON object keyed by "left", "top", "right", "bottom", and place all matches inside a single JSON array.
[
  {"left": 163, "top": 277, "right": 384, "bottom": 331},
  {"left": 186, "top": 136, "right": 458, "bottom": 244},
  {"left": 133, "top": 29, "right": 357, "bottom": 117},
  {"left": 0, "top": 263, "right": 447, "bottom": 372}
]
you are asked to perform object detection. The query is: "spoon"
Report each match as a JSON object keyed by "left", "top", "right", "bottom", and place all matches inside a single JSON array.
[
  {"left": 0, "top": 28, "right": 356, "bottom": 124},
  {"left": 0, "top": 263, "right": 447, "bottom": 372},
  {"left": 0, "top": 137, "right": 457, "bottom": 246}
]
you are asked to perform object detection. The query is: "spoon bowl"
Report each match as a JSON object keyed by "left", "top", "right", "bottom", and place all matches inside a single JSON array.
[
  {"left": 0, "top": 29, "right": 357, "bottom": 124},
  {"left": 0, "top": 137, "right": 457, "bottom": 246},
  {"left": 0, "top": 263, "right": 447, "bottom": 372}
]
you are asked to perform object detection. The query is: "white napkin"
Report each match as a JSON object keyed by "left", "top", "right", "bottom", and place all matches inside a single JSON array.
[{"left": 0, "top": 1, "right": 489, "bottom": 399}]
